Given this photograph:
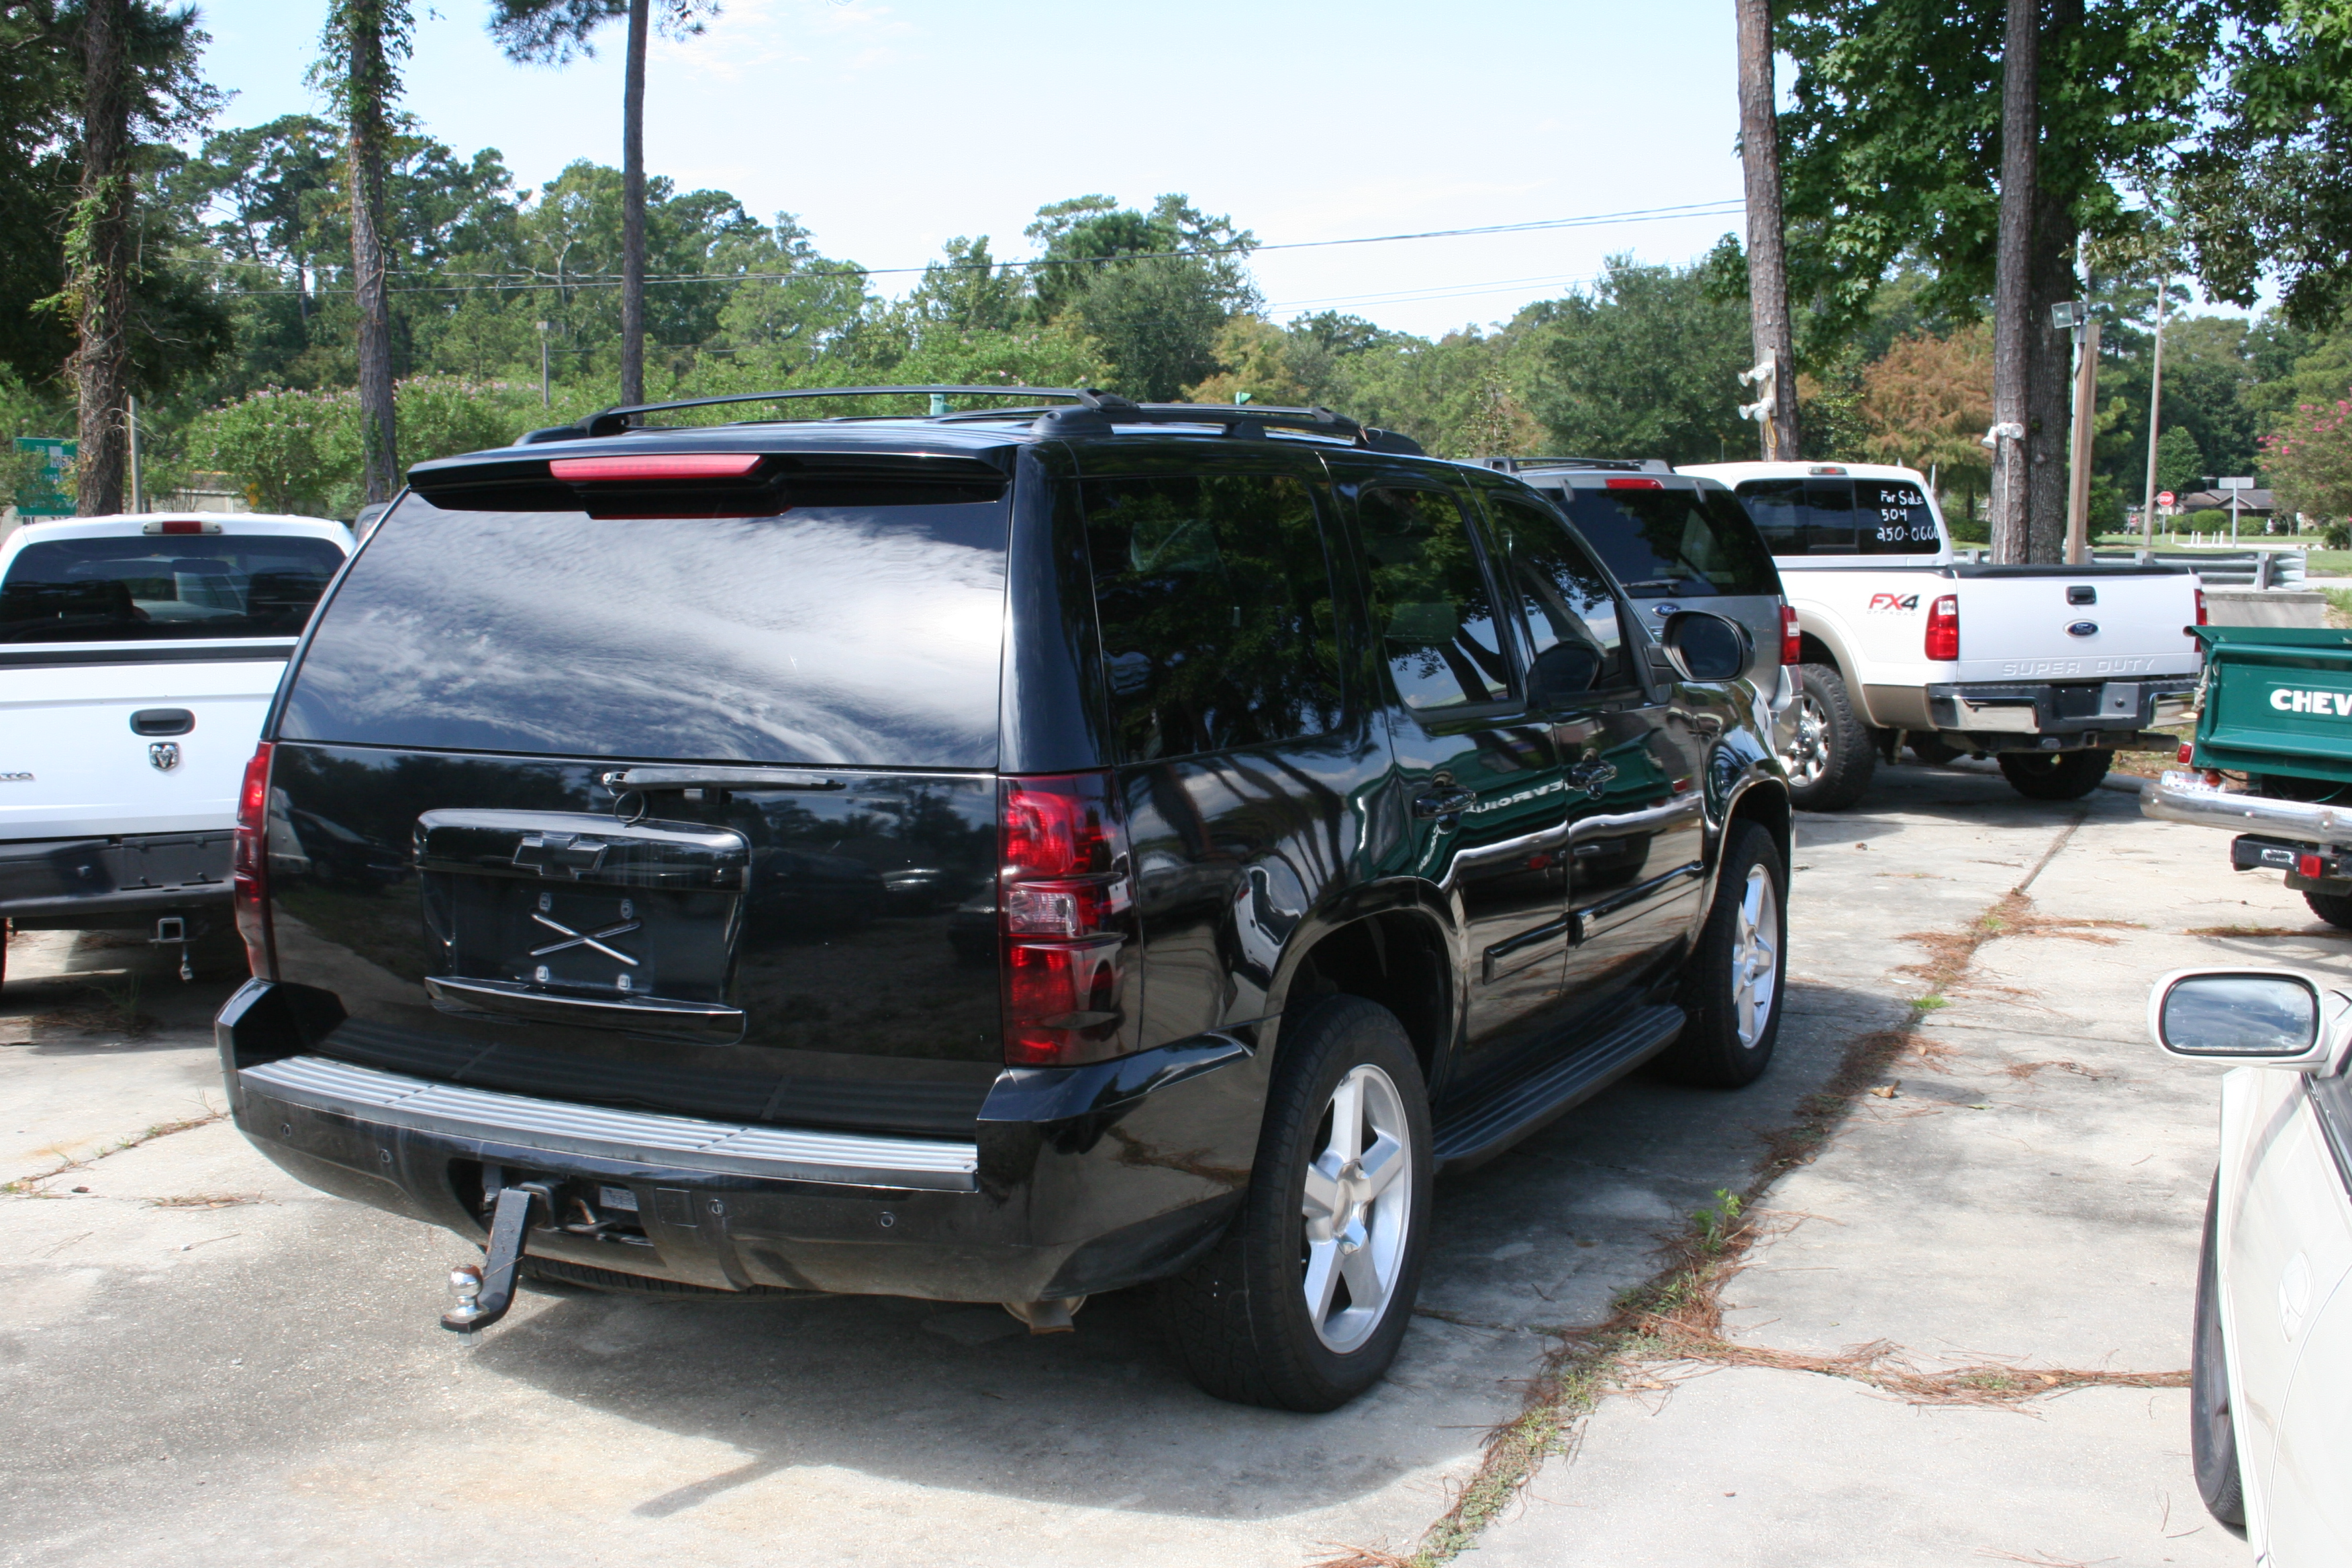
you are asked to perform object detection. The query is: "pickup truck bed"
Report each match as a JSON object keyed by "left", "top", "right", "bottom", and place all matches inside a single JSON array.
[{"left": 1679, "top": 461, "right": 2200, "bottom": 808}]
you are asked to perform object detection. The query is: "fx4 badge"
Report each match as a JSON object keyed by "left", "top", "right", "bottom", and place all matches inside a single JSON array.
[
  {"left": 1867, "top": 592, "right": 1921, "bottom": 613},
  {"left": 148, "top": 742, "right": 181, "bottom": 772}
]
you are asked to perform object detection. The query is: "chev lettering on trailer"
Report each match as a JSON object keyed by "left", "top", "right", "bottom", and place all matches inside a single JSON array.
[
  {"left": 2269, "top": 688, "right": 2352, "bottom": 715},
  {"left": 1465, "top": 779, "right": 1571, "bottom": 814},
  {"left": 1867, "top": 592, "right": 1921, "bottom": 613},
  {"left": 1996, "top": 657, "right": 2161, "bottom": 678}
]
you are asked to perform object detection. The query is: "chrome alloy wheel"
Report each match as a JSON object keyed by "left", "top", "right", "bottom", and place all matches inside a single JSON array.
[
  {"left": 1732, "top": 863, "right": 1781, "bottom": 1049},
  {"left": 1782, "top": 691, "right": 1830, "bottom": 788},
  {"left": 1299, "top": 1063, "right": 1414, "bottom": 1353}
]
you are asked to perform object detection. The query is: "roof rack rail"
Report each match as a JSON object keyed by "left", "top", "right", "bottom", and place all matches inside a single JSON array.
[
  {"left": 519, "top": 385, "right": 1097, "bottom": 444},
  {"left": 1013, "top": 395, "right": 1424, "bottom": 454},
  {"left": 514, "top": 385, "right": 1427, "bottom": 456},
  {"left": 1479, "top": 456, "right": 1673, "bottom": 475}
]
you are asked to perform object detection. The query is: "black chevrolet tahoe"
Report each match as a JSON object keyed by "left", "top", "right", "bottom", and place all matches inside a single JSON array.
[{"left": 214, "top": 388, "right": 1793, "bottom": 1412}]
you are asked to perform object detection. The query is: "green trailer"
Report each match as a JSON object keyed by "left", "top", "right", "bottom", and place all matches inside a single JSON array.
[{"left": 2144, "top": 624, "right": 2352, "bottom": 925}]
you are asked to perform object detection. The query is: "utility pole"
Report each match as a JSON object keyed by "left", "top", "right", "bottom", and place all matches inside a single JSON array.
[
  {"left": 126, "top": 394, "right": 142, "bottom": 513},
  {"left": 537, "top": 320, "right": 550, "bottom": 408},
  {"left": 2140, "top": 283, "right": 2167, "bottom": 538},
  {"left": 2059, "top": 306, "right": 2100, "bottom": 565},
  {"left": 1988, "top": 0, "right": 2039, "bottom": 564},
  {"left": 1734, "top": 0, "right": 1800, "bottom": 461}
]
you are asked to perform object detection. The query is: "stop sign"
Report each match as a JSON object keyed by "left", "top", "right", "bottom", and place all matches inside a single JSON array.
[{"left": 2158, "top": 490, "right": 2175, "bottom": 507}]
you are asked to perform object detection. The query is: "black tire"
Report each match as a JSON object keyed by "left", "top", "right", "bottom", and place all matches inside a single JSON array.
[
  {"left": 1908, "top": 734, "right": 1963, "bottom": 767},
  {"left": 1783, "top": 663, "right": 1875, "bottom": 811},
  {"left": 1997, "top": 748, "right": 2113, "bottom": 801},
  {"left": 2192, "top": 1174, "right": 2247, "bottom": 1527},
  {"left": 1654, "top": 822, "right": 1787, "bottom": 1088},
  {"left": 1157, "top": 995, "right": 1434, "bottom": 1412},
  {"left": 2304, "top": 889, "right": 2352, "bottom": 930}
]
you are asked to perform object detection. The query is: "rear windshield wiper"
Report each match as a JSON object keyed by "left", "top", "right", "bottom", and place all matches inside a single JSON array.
[{"left": 599, "top": 766, "right": 844, "bottom": 792}]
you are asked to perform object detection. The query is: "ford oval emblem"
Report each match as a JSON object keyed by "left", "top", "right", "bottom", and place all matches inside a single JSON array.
[
  {"left": 1651, "top": 602, "right": 1682, "bottom": 617},
  {"left": 2066, "top": 620, "right": 2098, "bottom": 637}
]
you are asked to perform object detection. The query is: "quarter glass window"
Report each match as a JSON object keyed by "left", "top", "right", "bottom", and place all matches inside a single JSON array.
[
  {"left": 1357, "top": 486, "right": 1515, "bottom": 713},
  {"left": 1487, "top": 495, "right": 1631, "bottom": 703},
  {"left": 1083, "top": 472, "right": 1342, "bottom": 761}
]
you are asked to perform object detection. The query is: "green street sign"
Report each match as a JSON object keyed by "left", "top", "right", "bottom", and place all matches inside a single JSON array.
[{"left": 13, "top": 436, "right": 75, "bottom": 518}]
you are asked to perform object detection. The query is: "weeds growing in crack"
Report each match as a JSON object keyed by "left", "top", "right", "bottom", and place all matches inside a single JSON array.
[
  {"left": 2, "top": 1108, "right": 225, "bottom": 1194},
  {"left": 2186, "top": 924, "right": 2352, "bottom": 940},
  {"left": 30, "top": 975, "right": 156, "bottom": 1037},
  {"left": 1320, "top": 846, "right": 2186, "bottom": 1567}
]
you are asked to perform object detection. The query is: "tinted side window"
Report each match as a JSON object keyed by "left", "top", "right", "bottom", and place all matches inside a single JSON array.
[
  {"left": 1357, "top": 485, "right": 1514, "bottom": 714},
  {"left": 1082, "top": 472, "right": 1341, "bottom": 761},
  {"left": 1559, "top": 487, "right": 1780, "bottom": 598},
  {"left": 1738, "top": 477, "right": 1938, "bottom": 556},
  {"left": 1486, "top": 495, "right": 1632, "bottom": 703},
  {"left": 1, "top": 534, "right": 345, "bottom": 643}
]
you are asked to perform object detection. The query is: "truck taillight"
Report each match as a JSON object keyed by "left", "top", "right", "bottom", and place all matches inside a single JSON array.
[
  {"left": 232, "top": 742, "right": 275, "bottom": 978},
  {"left": 2195, "top": 588, "right": 2208, "bottom": 628},
  {"left": 998, "top": 771, "right": 1135, "bottom": 1067},
  {"left": 1779, "top": 605, "right": 1801, "bottom": 667},
  {"left": 1924, "top": 595, "right": 1960, "bottom": 661}
]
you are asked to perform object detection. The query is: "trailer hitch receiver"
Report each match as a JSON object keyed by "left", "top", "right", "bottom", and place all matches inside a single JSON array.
[{"left": 441, "top": 1182, "right": 550, "bottom": 1334}]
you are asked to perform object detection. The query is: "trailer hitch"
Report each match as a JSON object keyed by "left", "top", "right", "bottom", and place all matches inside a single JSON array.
[{"left": 441, "top": 1181, "right": 552, "bottom": 1334}]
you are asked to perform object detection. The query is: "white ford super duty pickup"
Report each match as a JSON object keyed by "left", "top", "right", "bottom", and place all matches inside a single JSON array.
[
  {"left": 1677, "top": 460, "right": 2202, "bottom": 809},
  {"left": 0, "top": 511, "right": 348, "bottom": 986}
]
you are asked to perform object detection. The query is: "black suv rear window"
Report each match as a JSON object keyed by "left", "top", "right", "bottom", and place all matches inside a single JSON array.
[
  {"left": 1557, "top": 487, "right": 1780, "bottom": 597},
  {"left": 1, "top": 534, "right": 345, "bottom": 642},
  {"left": 280, "top": 490, "right": 1009, "bottom": 767},
  {"left": 1736, "top": 477, "right": 1940, "bottom": 555}
]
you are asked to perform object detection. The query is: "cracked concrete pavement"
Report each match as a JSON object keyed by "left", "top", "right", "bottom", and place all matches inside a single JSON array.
[{"left": 0, "top": 764, "right": 2302, "bottom": 1565}]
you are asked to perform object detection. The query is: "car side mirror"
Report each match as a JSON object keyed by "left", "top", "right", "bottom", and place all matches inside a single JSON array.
[
  {"left": 2149, "top": 969, "right": 2341, "bottom": 1071},
  {"left": 1658, "top": 611, "right": 1753, "bottom": 683}
]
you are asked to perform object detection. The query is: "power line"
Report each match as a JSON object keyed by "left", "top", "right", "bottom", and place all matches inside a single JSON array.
[{"left": 206, "top": 197, "right": 1745, "bottom": 298}]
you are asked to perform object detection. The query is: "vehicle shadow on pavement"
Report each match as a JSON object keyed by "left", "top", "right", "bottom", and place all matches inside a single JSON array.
[{"left": 445, "top": 971, "right": 1900, "bottom": 1522}]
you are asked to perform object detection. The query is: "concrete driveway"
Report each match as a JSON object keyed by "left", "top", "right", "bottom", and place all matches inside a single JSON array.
[{"left": 1, "top": 765, "right": 2296, "bottom": 1565}]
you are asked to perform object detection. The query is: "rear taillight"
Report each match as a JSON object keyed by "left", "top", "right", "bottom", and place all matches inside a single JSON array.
[
  {"left": 2195, "top": 588, "right": 2208, "bottom": 628},
  {"left": 2177, "top": 741, "right": 2194, "bottom": 765},
  {"left": 232, "top": 742, "right": 275, "bottom": 977},
  {"left": 548, "top": 453, "right": 763, "bottom": 482},
  {"left": 1779, "top": 605, "right": 1802, "bottom": 667},
  {"left": 1604, "top": 477, "right": 1664, "bottom": 489},
  {"left": 1924, "top": 595, "right": 1960, "bottom": 661},
  {"left": 998, "top": 771, "right": 1135, "bottom": 1067}
]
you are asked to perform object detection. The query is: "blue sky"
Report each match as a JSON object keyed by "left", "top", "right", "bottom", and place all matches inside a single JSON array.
[{"left": 193, "top": 0, "right": 1762, "bottom": 337}]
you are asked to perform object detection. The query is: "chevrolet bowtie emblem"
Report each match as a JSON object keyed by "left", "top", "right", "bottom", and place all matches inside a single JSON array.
[
  {"left": 513, "top": 832, "right": 611, "bottom": 877},
  {"left": 148, "top": 742, "right": 181, "bottom": 772}
]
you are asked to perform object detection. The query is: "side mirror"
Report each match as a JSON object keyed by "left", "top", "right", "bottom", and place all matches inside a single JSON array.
[
  {"left": 2148, "top": 968, "right": 2340, "bottom": 1070},
  {"left": 1659, "top": 611, "right": 1753, "bottom": 683}
]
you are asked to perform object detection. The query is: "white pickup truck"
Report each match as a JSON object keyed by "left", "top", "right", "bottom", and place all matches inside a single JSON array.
[
  {"left": 1677, "top": 461, "right": 2202, "bottom": 809},
  {"left": 0, "top": 511, "right": 349, "bottom": 986}
]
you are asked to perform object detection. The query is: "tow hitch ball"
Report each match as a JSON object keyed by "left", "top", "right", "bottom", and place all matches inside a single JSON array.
[{"left": 442, "top": 1182, "right": 551, "bottom": 1334}]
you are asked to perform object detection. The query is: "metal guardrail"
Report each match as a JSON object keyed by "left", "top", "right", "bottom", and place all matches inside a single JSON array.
[{"left": 1947, "top": 548, "right": 2308, "bottom": 588}]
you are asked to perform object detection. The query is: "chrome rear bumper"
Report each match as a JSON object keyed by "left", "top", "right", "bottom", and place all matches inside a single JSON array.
[
  {"left": 239, "top": 1054, "right": 980, "bottom": 1191},
  {"left": 2141, "top": 771, "right": 2352, "bottom": 846}
]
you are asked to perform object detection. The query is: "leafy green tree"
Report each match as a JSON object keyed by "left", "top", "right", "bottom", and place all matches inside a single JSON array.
[
  {"left": 1022, "top": 194, "right": 1256, "bottom": 399},
  {"left": 1515, "top": 254, "right": 1755, "bottom": 465},
  {"left": 2176, "top": 0, "right": 2352, "bottom": 328},
  {"left": 1776, "top": 0, "right": 2225, "bottom": 557},
  {"left": 2155, "top": 422, "right": 2205, "bottom": 497},
  {"left": 2263, "top": 391, "right": 2352, "bottom": 524},
  {"left": 488, "top": 0, "right": 721, "bottom": 407}
]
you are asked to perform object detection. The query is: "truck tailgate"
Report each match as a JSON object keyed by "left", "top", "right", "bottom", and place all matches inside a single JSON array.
[
  {"left": 0, "top": 654, "right": 289, "bottom": 840},
  {"left": 1947, "top": 567, "right": 2200, "bottom": 683}
]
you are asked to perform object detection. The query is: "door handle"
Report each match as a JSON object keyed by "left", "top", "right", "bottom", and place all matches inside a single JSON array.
[
  {"left": 1567, "top": 761, "right": 1619, "bottom": 797},
  {"left": 1414, "top": 786, "right": 1478, "bottom": 822}
]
